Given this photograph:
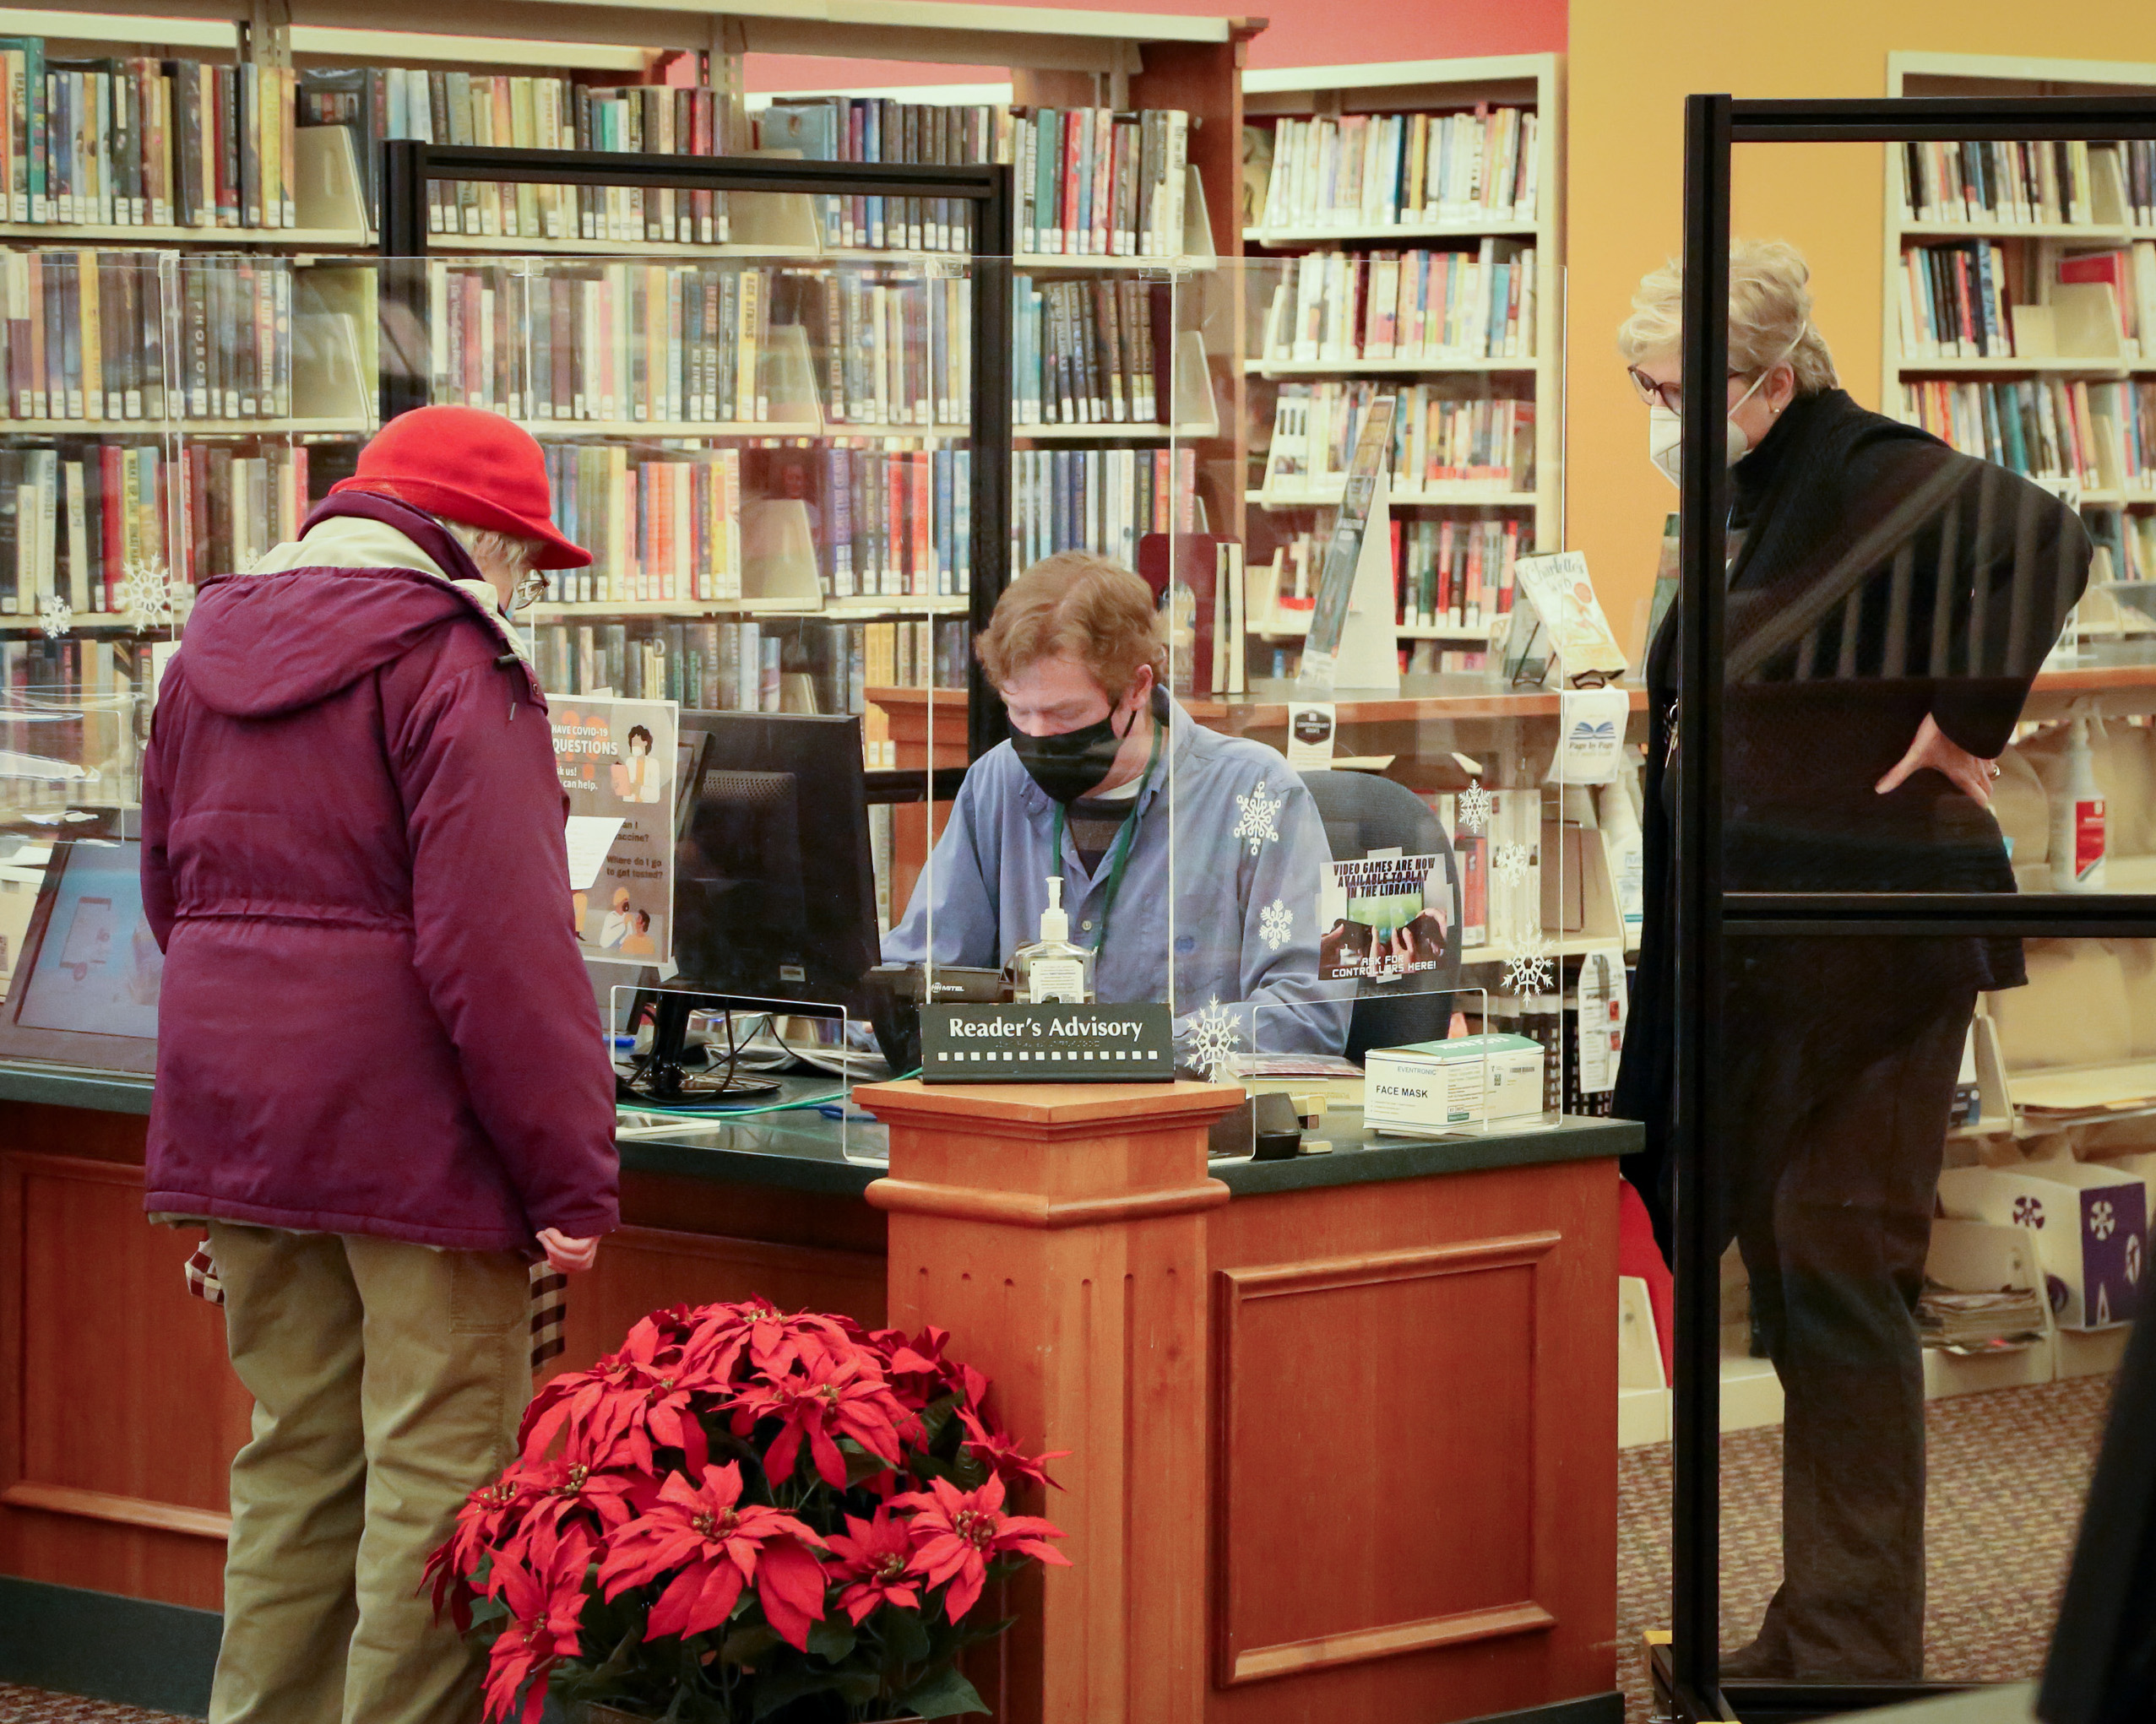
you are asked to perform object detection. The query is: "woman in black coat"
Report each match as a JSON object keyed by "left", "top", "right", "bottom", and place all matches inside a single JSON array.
[{"left": 1611, "top": 241, "right": 2088, "bottom": 1682}]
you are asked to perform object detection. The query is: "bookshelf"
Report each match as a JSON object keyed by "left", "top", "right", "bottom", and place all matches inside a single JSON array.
[
  {"left": 1882, "top": 51, "right": 2156, "bottom": 603},
  {"left": 1236, "top": 54, "right": 1565, "bottom": 676}
]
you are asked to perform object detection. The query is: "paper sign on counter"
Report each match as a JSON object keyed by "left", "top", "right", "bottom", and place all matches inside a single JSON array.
[{"left": 564, "top": 816, "right": 626, "bottom": 892}]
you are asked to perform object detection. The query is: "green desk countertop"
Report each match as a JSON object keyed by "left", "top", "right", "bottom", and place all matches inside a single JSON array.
[{"left": 0, "top": 1060, "right": 1641, "bottom": 1199}]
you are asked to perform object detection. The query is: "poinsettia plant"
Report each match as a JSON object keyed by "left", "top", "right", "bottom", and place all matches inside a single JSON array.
[{"left": 425, "top": 1300, "right": 1070, "bottom": 1723}]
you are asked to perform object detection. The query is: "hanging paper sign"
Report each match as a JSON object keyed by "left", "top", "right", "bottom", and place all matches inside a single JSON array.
[
  {"left": 1286, "top": 702, "right": 1336, "bottom": 771},
  {"left": 1576, "top": 951, "right": 1629, "bottom": 1095},
  {"left": 1546, "top": 686, "right": 1631, "bottom": 785},
  {"left": 551, "top": 695, "right": 679, "bottom": 968},
  {"left": 1317, "top": 853, "right": 1452, "bottom": 987}
]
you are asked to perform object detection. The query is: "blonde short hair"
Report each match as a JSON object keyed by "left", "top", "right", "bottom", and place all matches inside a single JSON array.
[
  {"left": 1616, "top": 238, "right": 1839, "bottom": 394},
  {"left": 976, "top": 551, "right": 1166, "bottom": 702},
  {"left": 440, "top": 516, "right": 547, "bottom": 579}
]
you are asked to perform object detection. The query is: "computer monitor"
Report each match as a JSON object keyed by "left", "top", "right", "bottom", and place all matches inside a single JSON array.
[
  {"left": 0, "top": 835, "right": 161, "bottom": 1075},
  {"left": 621, "top": 710, "right": 880, "bottom": 1105}
]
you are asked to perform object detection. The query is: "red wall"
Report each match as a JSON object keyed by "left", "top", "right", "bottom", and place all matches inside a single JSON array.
[{"left": 743, "top": 0, "right": 1567, "bottom": 93}]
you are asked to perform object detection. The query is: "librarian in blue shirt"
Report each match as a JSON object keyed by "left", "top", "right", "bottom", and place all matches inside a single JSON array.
[{"left": 883, "top": 550, "right": 1346, "bottom": 1065}]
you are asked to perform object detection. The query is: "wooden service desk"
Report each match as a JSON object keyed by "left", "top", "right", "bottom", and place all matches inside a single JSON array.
[{"left": 0, "top": 1061, "right": 1633, "bottom": 1724}]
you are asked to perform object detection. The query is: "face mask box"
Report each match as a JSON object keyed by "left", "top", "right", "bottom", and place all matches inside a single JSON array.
[
  {"left": 1936, "top": 1163, "right": 2148, "bottom": 1331},
  {"left": 1363, "top": 1033, "right": 1545, "bottom": 1132}
]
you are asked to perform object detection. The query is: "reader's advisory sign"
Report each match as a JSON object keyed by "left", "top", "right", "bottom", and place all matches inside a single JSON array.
[
  {"left": 551, "top": 695, "right": 678, "bottom": 967},
  {"left": 921, "top": 1003, "right": 1174, "bottom": 1082}
]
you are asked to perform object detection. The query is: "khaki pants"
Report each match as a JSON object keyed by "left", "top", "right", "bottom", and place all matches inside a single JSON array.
[{"left": 207, "top": 1223, "right": 532, "bottom": 1724}]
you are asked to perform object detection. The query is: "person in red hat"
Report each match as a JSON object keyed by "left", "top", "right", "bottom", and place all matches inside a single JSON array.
[{"left": 139, "top": 406, "right": 618, "bottom": 1724}]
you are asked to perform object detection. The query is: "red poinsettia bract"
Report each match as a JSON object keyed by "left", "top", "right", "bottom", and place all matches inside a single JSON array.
[
  {"left": 891, "top": 1472, "right": 1071, "bottom": 1622},
  {"left": 823, "top": 1505, "right": 926, "bottom": 1624},
  {"left": 728, "top": 1342, "right": 916, "bottom": 1488},
  {"left": 959, "top": 1406, "right": 1071, "bottom": 1492},
  {"left": 482, "top": 1521, "right": 596, "bottom": 1724},
  {"left": 598, "top": 1461, "right": 828, "bottom": 1649}
]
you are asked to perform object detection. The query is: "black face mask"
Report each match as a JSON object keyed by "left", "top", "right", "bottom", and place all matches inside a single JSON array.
[{"left": 1009, "top": 703, "right": 1134, "bottom": 805}]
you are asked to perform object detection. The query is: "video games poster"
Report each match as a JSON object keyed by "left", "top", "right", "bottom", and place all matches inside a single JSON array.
[{"left": 1316, "top": 853, "right": 1453, "bottom": 990}]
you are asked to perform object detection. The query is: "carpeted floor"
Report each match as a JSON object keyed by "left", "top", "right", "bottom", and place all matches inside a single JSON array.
[
  {"left": 1616, "top": 1374, "right": 2116, "bottom": 1722},
  {"left": 0, "top": 1690, "right": 187, "bottom": 1723},
  {"left": 0, "top": 1375, "right": 2119, "bottom": 1724}
]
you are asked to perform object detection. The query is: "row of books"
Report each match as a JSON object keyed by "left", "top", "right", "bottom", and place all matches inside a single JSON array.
[
  {"left": 428, "top": 260, "right": 774, "bottom": 427},
  {"left": 535, "top": 444, "right": 741, "bottom": 606},
  {"left": 1010, "top": 445, "right": 1198, "bottom": 572},
  {"left": 0, "top": 46, "right": 296, "bottom": 229},
  {"left": 2111, "top": 514, "right": 2156, "bottom": 583},
  {"left": 2110, "top": 382, "right": 2156, "bottom": 490},
  {"left": 1014, "top": 274, "right": 1165, "bottom": 426},
  {"left": 819, "top": 272, "right": 971, "bottom": 429},
  {"left": 0, "top": 251, "right": 296, "bottom": 423},
  {"left": 526, "top": 615, "right": 969, "bottom": 748},
  {"left": 1253, "top": 107, "right": 1540, "bottom": 231},
  {"left": 1013, "top": 108, "right": 1191, "bottom": 259},
  {"left": 1897, "top": 240, "right": 2026, "bottom": 360},
  {"left": 1395, "top": 517, "right": 1521, "bottom": 632},
  {"left": 300, "top": 66, "right": 729, "bottom": 243},
  {"left": 757, "top": 96, "right": 1009, "bottom": 254},
  {"left": 1263, "top": 382, "right": 1536, "bottom": 496},
  {"left": 813, "top": 443, "right": 973, "bottom": 599},
  {"left": 1257, "top": 243, "right": 1538, "bottom": 364},
  {"left": 1900, "top": 138, "right": 2101, "bottom": 227},
  {"left": 1901, "top": 377, "right": 2104, "bottom": 491},
  {"left": 0, "top": 438, "right": 304, "bottom": 616}
]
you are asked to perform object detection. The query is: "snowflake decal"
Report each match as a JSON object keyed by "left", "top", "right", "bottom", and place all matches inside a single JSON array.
[
  {"left": 2012, "top": 1195, "right": 2045, "bottom": 1229},
  {"left": 1457, "top": 778, "right": 1491, "bottom": 835},
  {"left": 1232, "top": 780, "right": 1284, "bottom": 857},
  {"left": 37, "top": 593, "right": 72, "bottom": 638},
  {"left": 1493, "top": 841, "right": 1533, "bottom": 886},
  {"left": 118, "top": 558, "right": 174, "bottom": 630},
  {"left": 1259, "top": 897, "right": 1292, "bottom": 951},
  {"left": 1504, "top": 931, "right": 1556, "bottom": 997},
  {"left": 1187, "top": 995, "right": 1243, "bottom": 1080},
  {"left": 2090, "top": 1200, "right": 2116, "bottom": 1241}
]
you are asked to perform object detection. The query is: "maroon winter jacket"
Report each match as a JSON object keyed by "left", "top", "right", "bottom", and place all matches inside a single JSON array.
[{"left": 140, "top": 514, "right": 618, "bottom": 1250}]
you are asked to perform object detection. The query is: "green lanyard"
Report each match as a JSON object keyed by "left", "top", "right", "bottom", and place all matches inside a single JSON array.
[{"left": 1048, "top": 716, "right": 1164, "bottom": 957}]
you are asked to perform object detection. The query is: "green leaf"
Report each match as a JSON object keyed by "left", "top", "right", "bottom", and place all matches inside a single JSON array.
[
  {"left": 899, "top": 1666, "right": 991, "bottom": 1719},
  {"left": 748, "top": 1666, "right": 846, "bottom": 1721},
  {"left": 806, "top": 1617, "right": 858, "bottom": 1662},
  {"left": 839, "top": 1438, "right": 893, "bottom": 1488},
  {"left": 716, "top": 1623, "right": 782, "bottom": 1665},
  {"left": 878, "top": 1606, "right": 932, "bottom": 1666}
]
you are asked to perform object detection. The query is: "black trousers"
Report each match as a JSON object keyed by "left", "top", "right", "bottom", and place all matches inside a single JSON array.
[{"left": 1719, "top": 947, "right": 1976, "bottom": 1680}]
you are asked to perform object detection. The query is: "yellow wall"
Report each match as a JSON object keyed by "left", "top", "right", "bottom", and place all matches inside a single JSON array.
[{"left": 1566, "top": 3, "right": 2156, "bottom": 649}]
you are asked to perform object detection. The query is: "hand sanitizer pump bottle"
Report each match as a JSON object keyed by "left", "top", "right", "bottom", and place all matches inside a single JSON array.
[
  {"left": 2050, "top": 717, "right": 2107, "bottom": 892},
  {"left": 1014, "top": 877, "right": 1095, "bottom": 1005}
]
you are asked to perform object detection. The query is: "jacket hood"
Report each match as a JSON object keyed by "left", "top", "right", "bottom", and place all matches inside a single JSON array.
[{"left": 179, "top": 565, "right": 502, "bottom": 718}]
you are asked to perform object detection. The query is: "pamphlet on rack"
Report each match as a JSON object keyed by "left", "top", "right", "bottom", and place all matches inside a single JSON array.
[
  {"left": 551, "top": 695, "right": 679, "bottom": 968},
  {"left": 1510, "top": 550, "right": 1628, "bottom": 686},
  {"left": 1295, "top": 394, "right": 1400, "bottom": 697},
  {"left": 1316, "top": 852, "right": 1453, "bottom": 991}
]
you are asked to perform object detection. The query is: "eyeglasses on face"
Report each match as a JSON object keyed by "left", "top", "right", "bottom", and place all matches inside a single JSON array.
[{"left": 1627, "top": 367, "right": 1749, "bottom": 415}]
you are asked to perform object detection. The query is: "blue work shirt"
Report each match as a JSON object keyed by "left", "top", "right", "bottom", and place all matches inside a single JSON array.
[{"left": 884, "top": 694, "right": 1350, "bottom": 1063}]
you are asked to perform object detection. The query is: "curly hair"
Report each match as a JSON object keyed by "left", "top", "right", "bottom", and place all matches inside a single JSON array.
[
  {"left": 1616, "top": 237, "right": 1840, "bottom": 393},
  {"left": 975, "top": 550, "right": 1167, "bottom": 703}
]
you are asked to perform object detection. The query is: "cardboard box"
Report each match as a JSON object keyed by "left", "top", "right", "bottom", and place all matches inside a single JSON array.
[
  {"left": 1936, "top": 1162, "right": 2148, "bottom": 1330},
  {"left": 1365, "top": 1033, "right": 1545, "bottom": 1131}
]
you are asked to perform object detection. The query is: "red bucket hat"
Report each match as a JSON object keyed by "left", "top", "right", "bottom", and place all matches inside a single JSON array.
[{"left": 329, "top": 405, "right": 591, "bottom": 568}]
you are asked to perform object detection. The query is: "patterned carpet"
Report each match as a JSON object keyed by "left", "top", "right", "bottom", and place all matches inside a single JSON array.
[
  {"left": 1616, "top": 1374, "right": 2116, "bottom": 1722},
  {"left": 0, "top": 1376, "right": 2118, "bottom": 1724},
  {"left": 0, "top": 1690, "right": 187, "bottom": 1723}
]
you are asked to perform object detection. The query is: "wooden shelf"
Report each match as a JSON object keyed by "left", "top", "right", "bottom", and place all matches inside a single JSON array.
[
  {"left": 1901, "top": 220, "right": 2141, "bottom": 241},
  {"left": 1015, "top": 421, "right": 1214, "bottom": 442},
  {"left": 1898, "top": 356, "right": 2128, "bottom": 375},
  {"left": 1246, "top": 356, "right": 1537, "bottom": 376},
  {"left": 0, "top": 417, "right": 368, "bottom": 436},
  {"left": 528, "top": 595, "right": 969, "bottom": 620},
  {"left": 0, "top": 222, "right": 370, "bottom": 247},
  {"left": 1244, "top": 220, "right": 1538, "bottom": 245},
  {"left": 1249, "top": 486, "right": 1540, "bottom": 509}
]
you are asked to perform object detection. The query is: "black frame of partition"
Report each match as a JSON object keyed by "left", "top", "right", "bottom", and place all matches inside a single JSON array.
[
  {"left": 377, "top": 140, "right": 1017, "bottom": 765},
  {"left": 1671, "top": 93, "right": 2156, "bottom": 1724}
]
